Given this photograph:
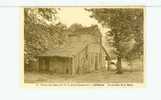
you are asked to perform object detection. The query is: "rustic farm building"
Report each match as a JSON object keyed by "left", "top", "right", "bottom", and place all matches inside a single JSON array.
[{"left": 38, "top": 25, "right": 110, "bottom": 74}]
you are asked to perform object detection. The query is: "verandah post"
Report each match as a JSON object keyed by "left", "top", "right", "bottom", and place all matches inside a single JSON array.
[{"left": 71, "top": 56, "right": 75, "bottom": 75}]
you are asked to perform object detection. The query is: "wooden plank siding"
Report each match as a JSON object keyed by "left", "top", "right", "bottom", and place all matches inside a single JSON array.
[{"left": 70, "top": 43, "right": 107, "bottom": 75}]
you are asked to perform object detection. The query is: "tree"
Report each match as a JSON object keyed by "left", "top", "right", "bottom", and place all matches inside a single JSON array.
[
  {"left": 24, "top": 8, "right": 58, "bottom": 25},
  {"left": 87, "top": 8, "right": 144, "bottom": 74},
  {"left": 24, "top": 8, "right": 67, "bottom": 70}
]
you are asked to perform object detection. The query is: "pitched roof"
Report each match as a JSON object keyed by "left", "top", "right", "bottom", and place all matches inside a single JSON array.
[
  {"left": 100, "top": 44, "right": 111, "bottom": 60},
  {"left": 39, "top": 42, "right": 87, "bottom": 57},
  {"left": 68, "top": 25, "right": 102, "bottom": 37},
  {"left": 39, "top": 42, "right": 111, "bottom": 61}
]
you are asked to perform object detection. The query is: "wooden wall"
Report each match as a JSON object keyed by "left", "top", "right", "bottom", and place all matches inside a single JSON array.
[{"left": 72, "top": 43, "right": 107, "bottom": 74}]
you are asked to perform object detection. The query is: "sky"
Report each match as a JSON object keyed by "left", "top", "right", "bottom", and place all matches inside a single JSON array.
[
  {"left": 56, "top": 7, "right": 109, "bottom": 34},
  {"left": 55, "top": 7, "right": 112, "bottom": 53}
]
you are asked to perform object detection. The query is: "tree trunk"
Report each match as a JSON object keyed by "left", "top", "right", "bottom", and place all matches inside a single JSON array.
[
  {"left": 116, "top": 55, "right": 123, "bottom": 74},
  {"left": 129, "top": 59, "right": 133, "bottom": 72}
]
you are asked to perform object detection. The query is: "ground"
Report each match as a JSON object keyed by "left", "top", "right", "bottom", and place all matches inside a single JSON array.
[{"left": 24, "top": 71, "right": 143, "bottom": 83}]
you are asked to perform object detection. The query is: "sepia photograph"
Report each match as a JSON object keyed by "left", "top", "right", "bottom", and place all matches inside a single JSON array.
[
  {"left": 1, "top": 0, "right": 161, "bottom": 99},
  {"left": 23, "top": 7, "right": 144, "bottom": 86}
]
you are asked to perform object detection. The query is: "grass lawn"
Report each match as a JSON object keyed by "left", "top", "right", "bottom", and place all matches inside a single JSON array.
[{"left": 24, "top": 71, "right": 144, "bottom": 83}]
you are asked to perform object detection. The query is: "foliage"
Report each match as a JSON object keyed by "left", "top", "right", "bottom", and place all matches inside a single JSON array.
[
  {"left": 24, "top": 8, "right": 58, "bottom": 25},
  {"left": 24, "top": 8, "right": 67, "bottom": 65},
  {"left": 87, "top": 8, "right": 144, "bottom": 73}
]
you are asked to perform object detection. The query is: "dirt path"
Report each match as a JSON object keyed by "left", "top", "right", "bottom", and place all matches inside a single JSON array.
[{"left": 24, "top": 71, "right": 143, "bottom": 83}]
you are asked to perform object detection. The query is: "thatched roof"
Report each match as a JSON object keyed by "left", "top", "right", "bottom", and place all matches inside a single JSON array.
[
  {"left": 39, "top": 42, "right": 110, "bottom": 61},
  {"left": 100, "top": 44, "right": 111, "bottom": 60},
  {"left": 39, "top": 42, "right": 87, "bottom": 57}
]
